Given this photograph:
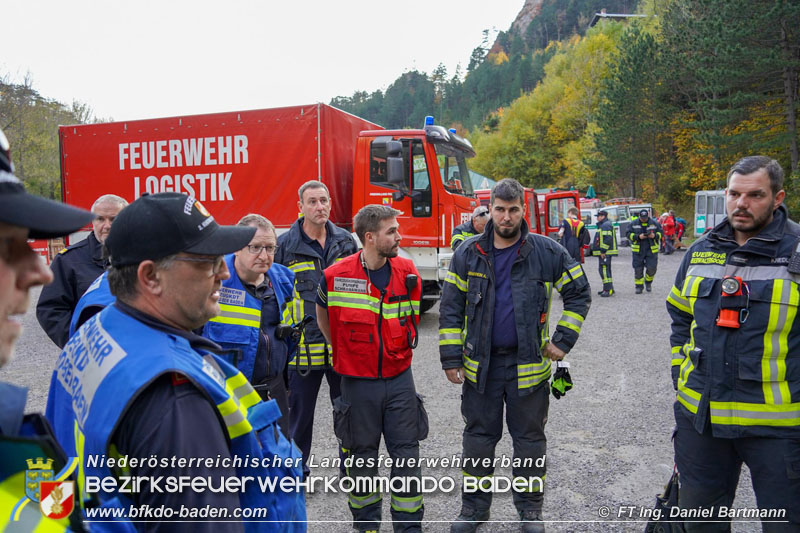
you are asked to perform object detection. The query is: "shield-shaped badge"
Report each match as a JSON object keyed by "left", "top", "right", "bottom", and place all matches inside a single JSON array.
[
  {"left": 39, "top": 481, "right": 74, "bottom": 520},
  {"left": 24, "top": 458, "right": 54, "bottom": 502}
]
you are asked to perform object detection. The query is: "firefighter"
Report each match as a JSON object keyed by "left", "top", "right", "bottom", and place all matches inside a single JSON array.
[
  {"left": 36, "top": 193, "right": 127, "bottom": 348},
  {"left": 666, "top": 156, "right": 800, "bottom": 529},
  {"left": 46, "top": 193, "right": 306, "bottom": 531},
  {"left": 439, "top": 178, "right": 591, "bottom": 533},
  {"left": 590, "top": 210, "right": 617, "bottom": 297},
  {"left": 203, "top": 214, "right": 296, "bottom": 438},
  {"left": 316, "top": 204, "right": 425, "bottom": 533},
  {"left": 275, "top": 180, "right": 358, "bottom": 479},
  {"left": 0, "top": 127, "right": 95, "bottom": 532},
  {"left": 451, "top": 206, "right": 489, "bottom": 250},
  {"left": 628, "top": 209, "right": 663, "bottom": 293},
  {"left": 557, "top": 206, "right": 589, "bottom": 263}
]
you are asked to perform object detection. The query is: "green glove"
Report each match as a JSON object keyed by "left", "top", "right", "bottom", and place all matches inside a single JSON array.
[{"left": 551, "top": 361, "right": 573, "bottom": 399}]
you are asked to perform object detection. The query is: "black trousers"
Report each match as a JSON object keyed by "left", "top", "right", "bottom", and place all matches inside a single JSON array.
[
  {"left": 461, "top": 353, "right": 549, "bottom": 514},
  {"left": 597, "top": 255, "right": 614, "bottom": 292},
  {"left": 288, "top": 367, "right": 342, "bottom": 477},
  {"left": 674, "top": 403, "right": 800, "bottom": 532},
  {"left": 335, "top": 369, "right": 425, "bottom": 532},
  {"left": 632, "top": 251, "right": 658, "bottom": 286}
]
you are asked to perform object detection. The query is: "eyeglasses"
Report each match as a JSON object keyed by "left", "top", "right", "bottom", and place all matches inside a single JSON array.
[
  {"left": 173, "top": 255, "right": 226, "bottom": 276},
  {"left": 246, "top": 245, "right": 279, "bottom": 255}
]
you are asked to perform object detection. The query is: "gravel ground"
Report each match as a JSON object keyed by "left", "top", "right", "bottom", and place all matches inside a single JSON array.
[{"left": 2, "top": 248, "right": 764, "bottom": 532}]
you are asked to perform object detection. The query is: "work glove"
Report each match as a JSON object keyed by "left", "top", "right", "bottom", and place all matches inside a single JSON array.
[{"left": 551, "top": 361, "right": 573, "bottom": 399}]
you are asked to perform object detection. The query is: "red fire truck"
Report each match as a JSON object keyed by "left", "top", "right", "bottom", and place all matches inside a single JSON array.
[{"left": 58, "top": 104, "right": 482, "bottom": 311}]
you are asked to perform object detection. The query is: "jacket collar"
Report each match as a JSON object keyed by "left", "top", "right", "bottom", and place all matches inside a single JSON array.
[{"left": 88, "top": 232, "right": 107, "bottom": 266}]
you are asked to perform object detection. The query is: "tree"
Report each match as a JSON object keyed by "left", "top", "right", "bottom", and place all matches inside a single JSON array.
[{"left": 593, "top": 25, "right": 672, "bottom": 197}]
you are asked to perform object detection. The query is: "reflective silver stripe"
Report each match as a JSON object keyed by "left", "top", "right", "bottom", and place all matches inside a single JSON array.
[
  {"left": 677, "top": 388, "right": 699, "bottom": 409},
  {"left": 766, "top": 280, "right": 793, "bottom": 404},
  {"left": 232, "top": 381, "right": 256, "bottom": 402},
  {"left": 558, "top": 313, "right": 583, "bottom": 330},
  {"left": 327, "top": 294, "right": 380, "bottom": 312},
  {"left": 391, "top": 494, "right": 423, "bottom": 512},
  {"left": 439, "top": 331, "right": 462, "bottom": 342},
  {"left": 218, "top": 308, "right": 260, "bottom": 320},
  {"left": 710, "top": 405, "right": 800, "bottom": 421},
  {"left": 686, "top": 264, "right": 725, "bottom": 279},
  {"left": 223, "top": 408, "right": 246, "bottom": 429},
  {"left": 348, "top": 491, "right": 382, "bottom": 509},
  {"left": 724, "top": 264, "right": 800, "bottom": 282}
]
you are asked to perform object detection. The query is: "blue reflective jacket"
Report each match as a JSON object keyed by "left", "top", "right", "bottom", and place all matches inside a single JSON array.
[
  {"left": 46, "top": 305, "right": 306, "bottom": 532},
  {"left": 203, "top": 254, "right": 295, "bottom": 380}
]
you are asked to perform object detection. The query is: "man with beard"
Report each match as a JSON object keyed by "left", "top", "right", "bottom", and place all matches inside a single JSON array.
[
  {"left": 316, "top": 204, "right": 425, "bottom": 533},
  {"left": 37, "top": 194, "right": 127, "bottom": 348},
  {"left": 667, "top": 156, "right": 800, "bottom": 530},
  {"left": 439, "top": 178, "right": 591, "bottom": 532}
]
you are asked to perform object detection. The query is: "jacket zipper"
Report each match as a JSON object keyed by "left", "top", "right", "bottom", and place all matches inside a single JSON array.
[{"left": 377, "top": 288, "right": 386, "bottom": 378}]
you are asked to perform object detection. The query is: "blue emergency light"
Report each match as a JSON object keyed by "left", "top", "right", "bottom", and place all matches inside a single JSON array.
[{"left": 424, "top": 116, "right": 434, "bottom": 126}]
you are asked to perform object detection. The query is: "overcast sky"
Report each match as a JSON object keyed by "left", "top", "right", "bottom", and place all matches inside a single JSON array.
[{"left": 2, "top": 1, "right": 522, "bottom": 122}]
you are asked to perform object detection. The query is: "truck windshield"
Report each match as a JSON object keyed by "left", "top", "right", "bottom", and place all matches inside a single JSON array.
[{"left": 435, "top": 144, "right": 474, "bottom": 197}]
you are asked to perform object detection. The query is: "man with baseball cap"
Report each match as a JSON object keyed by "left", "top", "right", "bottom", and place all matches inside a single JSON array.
[
  {"left": 46, "top": 192, "right": 306, "bottom": 530},
  {"left": 451, "top": 206, "right": 490, "bottom": 250},
  {"left": 0, "top": 127, "right": 94, "bottom": 531}
]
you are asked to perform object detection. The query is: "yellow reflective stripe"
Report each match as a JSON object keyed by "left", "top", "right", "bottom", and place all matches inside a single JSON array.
[
  {"left": 227, "top": 372, "right": 260, "bottom": 410},
  {"left": 463, "top": 355, "right": 479, "bottom": 371},
  {"left": 439, "top": 328, "right": 463, "bottom": 346},
  {"left": 709, "top": 401, "right": 800, "bottom": 426},
  {"left": 762, "top": 279, "right": 797, "bottom": 405},
  {"left": 391, "top": 494, "right": 423, "bottom": 513},
  {"left": 348, "top": 491, "right": 382, "bottom": 509},
  {"left": 444, "top": 271, "right": 468, "bottom": 292},
  {"left": 557, "top": 310, "right": 583, "bottom": 334},
  {"left": 281, "top": 306, "right": 293, "bottom": 325},
  {"left": 217, "top": 397, "right": 252, "bottom": 439},
  {"left": 74, "top": 423, "right": 86, "bottom": 510},
  {"left": 327, "top": 291, "right": 380, "bottom": 310},
  {"left": 289, "top": 261, "right": 315, "bottom": 273},
  {"left": 671, "top": 345, "right": 683, "bottom": 367},
  {"left": 555, "top": 265, "right": 584, "bottom": 290},
  {"left": 676, "top": 384, "right": 701, "bottom": 413},
  {"left": 210, "top": 303, "right": 261, "bottom": 328},
  {"left": 666, "top": 285, "right": 691, "bottom": 314},
  {"left": 451, "top": 232, "right": 470, "bottom": 247},
  {"left": 518, "top": 360, "right": 551, "bottom": 389}
]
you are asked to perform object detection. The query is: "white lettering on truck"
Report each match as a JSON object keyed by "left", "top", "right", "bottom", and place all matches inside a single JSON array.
[{"left": 120, "top": 135, "right": 246, "bottom": 201}]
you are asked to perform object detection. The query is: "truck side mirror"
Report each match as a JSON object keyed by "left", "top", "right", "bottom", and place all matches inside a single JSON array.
[{"left": 385, "top": 140, "right": 405, "bottom": 187}]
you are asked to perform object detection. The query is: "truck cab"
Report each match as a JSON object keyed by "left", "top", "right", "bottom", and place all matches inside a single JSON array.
[{"left": 352, "top": 116, "right": 478, "bottom": 311}]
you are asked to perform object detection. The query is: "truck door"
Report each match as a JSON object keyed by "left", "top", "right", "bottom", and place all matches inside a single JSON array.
[
  {"left": 543, "top": 191, "right": 579, "bottom": 239},
  {"left": 525, "top": 189, "right": 540, "bottom": 234},
  {"left": 364, "top": 137, "right": 437, "bottom": 245}
]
